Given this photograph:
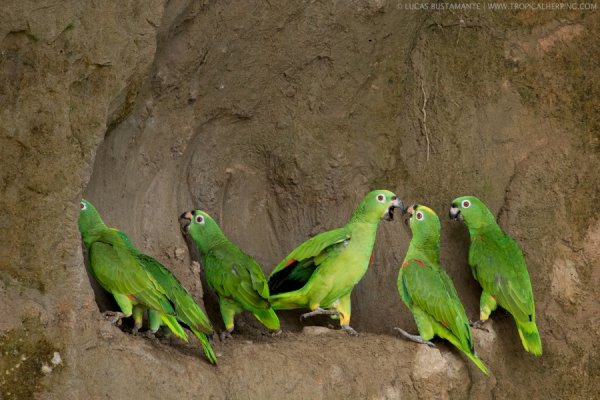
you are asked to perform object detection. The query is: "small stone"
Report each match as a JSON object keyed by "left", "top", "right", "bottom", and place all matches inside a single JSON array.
[
  {"left": 41, "top": 364, "right": 52, "bottom": 374},
  {"left": 302, "top": 326, "right": 333, "bottom": 336},
  {"left": 174, "top": 248, "right": 186, "bottom": 261},
  {"left": 51, "top": 351, "right": 62, "bottom": 366}
]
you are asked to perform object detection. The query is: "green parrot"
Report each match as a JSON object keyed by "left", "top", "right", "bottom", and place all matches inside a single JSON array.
[
  {"left": 395, "top": 204, "right": 489, "bottom": 375},
  {"left": 450, "top": 195, "right": 542, "bottom": 356},
  {"left": 267, "top": 190, "right": 404, "bottom": 335},
  {"left": 180, "top": 210, "right": 280, "bottom": 340},
  {"left": 78, "top": 199, "right": 217, "bottom": 364}
]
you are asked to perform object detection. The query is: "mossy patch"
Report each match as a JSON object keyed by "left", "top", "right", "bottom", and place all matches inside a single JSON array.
[{"left": 0, "top": 328, "right": 59, "bottom": 400}]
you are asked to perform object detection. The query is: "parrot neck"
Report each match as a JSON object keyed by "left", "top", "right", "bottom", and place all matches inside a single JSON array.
[
  {"left": 467, "top": 221, "right": 503, "bottom": 238},
  {"left": 406, "top": 235, "right": 440, "bottom": 264},
  {"left": 80, "top": 222, "right": 108, "bottom": 248},
  {"left": 195, "top": 232, "right": 228, "bottom": 254},
  {"left": 348, "top": 210, "right": 381, "bottom": 225}
]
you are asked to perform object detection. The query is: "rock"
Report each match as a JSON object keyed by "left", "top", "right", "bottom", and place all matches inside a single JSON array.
[{"left": 302, "top": 326, "right": 336, "bottom": 336}]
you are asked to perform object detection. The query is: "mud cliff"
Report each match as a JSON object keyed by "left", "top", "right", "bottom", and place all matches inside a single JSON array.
[{"left": 1, "top": 1, "right": 599, "bottom": 399}]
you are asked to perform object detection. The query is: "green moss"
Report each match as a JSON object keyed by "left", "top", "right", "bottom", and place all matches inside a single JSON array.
[{"left": 0, "top": 328, "right": 58, "bottom": 400}]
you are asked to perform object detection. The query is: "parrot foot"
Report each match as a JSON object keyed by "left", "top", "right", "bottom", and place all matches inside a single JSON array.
[
  {"left": 271, "top": 330, "right": 283, "bottom": 337},
  {"left": 102, "top": 311, "right": 125, "bottom": 326},
  {"left": 393, "top": 327, "right": 436, "bottom": 348},
  {"left": 470, "top": 320, "right": 489, "bottom": 332},
  {"left": 341, "top": 325, "right": 359, "bottom": 336},
  {"left": 144, "top": 330, "right": 159, "bottom": 340},
  {"left": 220, "top": 329, "right": 233, "bottom": 342},
  {"left": 300, "top": 308, "right": 339, "bottom": 321}
]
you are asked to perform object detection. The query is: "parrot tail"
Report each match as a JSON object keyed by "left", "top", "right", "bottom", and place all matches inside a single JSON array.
[
  {"left": 253, "top": 308, "right": 281, "bottom": 331},
  {"left": 161, "top": 314, "right": 189, "bottom": 342},
  {"left": 190, "top": 327, "right": 218, "bottom": 365},
  {"left": 464, "top": 351, "right": 490, "bottom": 376},
  {"left": 516, "top": 320, "right": 543, "bottom": 356},
  {"left": 269, "top": 290, "right": 307, "bottom": 310},
  {"left": 438, "top": 328, "right": 489, "bottom": 375}
]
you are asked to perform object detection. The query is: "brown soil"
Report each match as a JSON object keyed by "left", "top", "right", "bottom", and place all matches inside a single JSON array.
[{"left": 1, "top": 1, "right": 599, "bottom": 399}]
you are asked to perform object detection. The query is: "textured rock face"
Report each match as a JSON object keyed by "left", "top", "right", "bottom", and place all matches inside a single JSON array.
[{"left": 1, "top": 1, "right": 599, "bottom": 399}]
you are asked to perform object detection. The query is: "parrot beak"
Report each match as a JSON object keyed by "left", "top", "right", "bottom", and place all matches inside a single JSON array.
[
  {"left": 403, "top": 204, "right": 416, "bottom": 226},
  {"left": 383, "top": 196, "right": 405, "bottom": 221},
  {"left": 449, "top": 204, "right": 462, "bottom": 221},
  {"left": 179, "top": 211, "right": 194, "bottom": 232}
]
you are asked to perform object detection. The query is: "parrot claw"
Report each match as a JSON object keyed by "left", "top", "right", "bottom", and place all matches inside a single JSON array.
[
  {"left": 220, "top": 329, "right": 233, "bottom": 342},
  {"left": 393, "top": 327, "right": 436, "bottom": 348},
  {"left": 300, "top": 308, "right": 340, "bottom": 321},
  {"left": 341, "top": 325, "right": 359, "bottom": 336},
  {"left": 102, "top": 311, "right": 125, "bottom": 325},
  {"left": 470, "top": 320, "right": 489, "bottom": 332},
  {"left": 144, "top": 330, "right": 159, "bottom": 340},
  {"left": 271, "top": 330, "right": 283, "bottom": 337}
]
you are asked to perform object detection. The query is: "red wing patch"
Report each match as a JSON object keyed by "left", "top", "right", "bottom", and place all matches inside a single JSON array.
[
  {"left": 440, "top": 320, "right": 449, "bottom": 329},
  {"left": 285, "top": 258, "right": 297, "bottom": 268},
  {"left": 127, "top": 294, "right": 138, "bottom": 302},
  {"left": 402, "top": 261, "right": 409, "bottom": 268},
  {"left": 413, "top": 259, "right": 426, "bottom": 267},
  {"left": 369, "top": 254, "right": 374, "bottom": 266}
]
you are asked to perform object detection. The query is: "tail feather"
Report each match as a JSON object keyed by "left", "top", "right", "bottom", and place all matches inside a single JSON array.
[
  {"left": 161, "top": 314, "right": 189, "bottom": 342},
  {"left": 253, "top": 308, "right": 281, "bottom": 331},
  {"left": 516, "top": 320, "right": 543, "bottom": 356},
  {"left": 437, "top": 326, "right": 489, "bottom": 375},
  {"left": 269, "top": 290, "right": 307, "bottom": 310},
  {"left": 464, "top": 351, "right": 490, "bottom": 376},
  {"left": 191, "top": 328, "right": 218, "bottom": 365}
]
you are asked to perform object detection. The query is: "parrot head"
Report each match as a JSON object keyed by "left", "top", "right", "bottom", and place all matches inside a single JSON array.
[
  {"left": 179, "top": 210, "right": 224, "bottom": 251},
  {"left": 449, "top": 195, "right": 496, "bottom": 230},
  {"left": 78, "top": 199, "right": 105, "bottom": 245},
  {"left": 351, "top": 189, "right": 405, "bottom": 223},
  {"left": 405, "top": 204, "right": 441, "bottom": 241}
]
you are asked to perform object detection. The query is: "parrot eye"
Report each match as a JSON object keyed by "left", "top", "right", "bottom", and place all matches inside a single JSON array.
[
  {"left": 462, "top": 200, "right": 471, "bottom": 209},
  {"left": 194, "top": 215, "right": 205, "bottom": 224},
  {"left": 416, "top": 211, "right": 424, "bottom": 221},
  {"left": 376, "top": 194, "right": 386, "bottom": 203},
  {"left": 80, "top": 201, "right": 87, "bottom": 210}
]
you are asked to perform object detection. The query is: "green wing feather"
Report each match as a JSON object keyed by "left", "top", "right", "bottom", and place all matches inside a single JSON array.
[
  {"left": 470, "top": 235, "right": 535, "bottom": 322},
  {"left": 401, "top": 259, "right": 474, "bottom": 353},
  {"left": 136, "top": 253, "right": 214, "bottom": 335},
  {"left": 268, "top": 227, "right": 350, "bottom": 293},
  {"left": 204, "top": 244, "right": 271, "bottom": 312},
  {"left": 270, "top": 227, "right": 350, "bottom": 276},
  {"left": 470, "top": 233, "right": 542, "bottom": 355},
  {"left": 89, "top": 231, "right": 175, "bottom": 315}
]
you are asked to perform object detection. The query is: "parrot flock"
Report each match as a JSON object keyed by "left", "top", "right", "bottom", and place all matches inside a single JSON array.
[{"left": 78, "top": 191, "right": 542, "bottom": 374}]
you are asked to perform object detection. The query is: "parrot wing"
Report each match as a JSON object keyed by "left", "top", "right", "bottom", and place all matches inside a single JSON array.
[
  {"left": 204, "top": 245, "right": 271, "bottom": 311},
  {"left": 89, "top": 230, "right": 175, "bottom": 315},
  {"left": 267, "top": 227, "right": 351, "bottom": 294},
  {"left": 470, "top": 236, "right": 534, "bottom": 323},
  {"left": 402, "top": 259, "right": 474, "bottom": 353},
  {"left": 136, "top": 253, "right": 214, "bottom": 334}
]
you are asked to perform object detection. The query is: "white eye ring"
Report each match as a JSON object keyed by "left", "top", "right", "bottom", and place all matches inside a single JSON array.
[
  {"left": 416, "top": 211, "right": 424, "bottom": 221},
  {"left": 462, "top": 200, "right": 471, "bottom": 208},
  {"left": 80, "top": 201, "right": 87, "bottom": 210},
  {"left": 194, "top": 215, "right": 205, "bottom": 224},
  {"left": 376, "top": 194, "right": 386, "bottom": 203}
]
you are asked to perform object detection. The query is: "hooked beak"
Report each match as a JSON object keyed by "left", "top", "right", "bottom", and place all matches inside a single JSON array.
[
  {"left": 179, "top": 211, "right": 194, "bottom": 232},
  {"left": 402, "top": 204, "right": 417, "bottom": 226},
  {"left": 449, "top": 203, "right": 462, "bottom": 221},
  {"left": 384, "top": 196, "right": 406, "bottom": 221}
]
